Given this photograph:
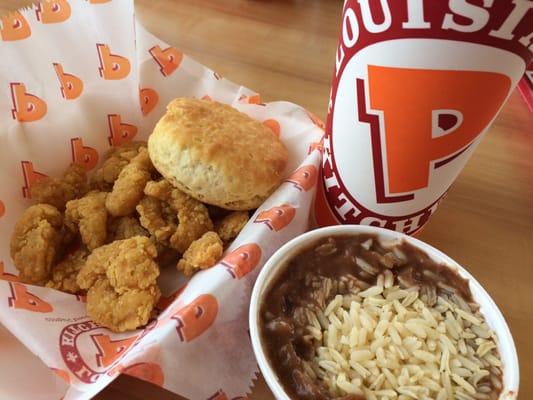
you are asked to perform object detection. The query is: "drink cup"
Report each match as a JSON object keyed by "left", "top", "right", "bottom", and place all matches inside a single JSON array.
[{"left": 315, "top": 0, "right": 533, "bottom": 235}]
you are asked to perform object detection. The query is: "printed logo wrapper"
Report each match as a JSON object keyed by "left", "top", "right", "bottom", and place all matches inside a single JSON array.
[{"left": 0, "top": 2, "right": 324, "bottom": 399}]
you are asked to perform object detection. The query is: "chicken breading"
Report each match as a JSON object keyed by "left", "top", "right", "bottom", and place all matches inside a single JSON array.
[
  {"left": 105, "top": 148, "right": 155, "bottom": 217},
  {"left": 215, "top": 211, "right": 249, "bottom": 242},
  {"left": 144, "top": 180, "right": 213, "bottom": 253},
  {"left": 86, "top": 279, "right": 160, "bottom": 333},
  {"left": 176, "top": 231, "right": 223, "bottom": 276},
  {"left": 10, "top": 204, "right": 64, "bottom": 284},
  {"left": 46, "top": 248, "right": 88, "bottom": 294},
  {"left": 31, "top": 163, "right": 88, "bottom": 210},
  {"left": 65, "top": 191, "right": 108, "bottom": 250},
  {"left": 107, "top": 216, "right": 149, "bottom": 242},
  {"left": 77, "top": 236, "right": 160, "bottom": 332},
  {"left": 136, "top": 196, "right": 176, "bottom": 243},
  {"left": 90, "top": 141, "right": 147, "bottom": 191}
]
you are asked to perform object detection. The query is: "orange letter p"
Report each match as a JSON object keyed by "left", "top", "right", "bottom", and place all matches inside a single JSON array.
[{"left": 367, "top": 66, "right": 510, "bottom": 194}]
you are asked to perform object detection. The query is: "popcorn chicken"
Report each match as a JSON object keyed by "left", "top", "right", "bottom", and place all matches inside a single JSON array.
[
  {"left": 65, "top": 191, "right": 108, "bottom": 250},
  {"left": 77, "top": 236, "right": 160, "bottom": 332},
  {"left": 177, "top": 232, "right": 223, "bottom": 277},
  {"left": 215, "top": 211, "right": 249, "bottom": 242},
  {"left": 10, "top": 204, "right": 64, "bottom": 284},
  {"left": 46, "top": 248, "right": 88, "bottom": 294},
  {"left": 105, "top": 148, "right": 155, "bottom": 217},
  {"left": 31, "top": 163, "right": 88, "bottom": 210},
  {"left": 90, "top": 141, "right": 147, "bottom": 191},
  {"left": 143, "top": 179, "right": 213, "bottom": 253}
]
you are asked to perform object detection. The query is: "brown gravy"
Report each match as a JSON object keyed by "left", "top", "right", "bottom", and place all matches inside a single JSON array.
[{"left": 259, "top": 234, "right": 498, "bottom": 400}]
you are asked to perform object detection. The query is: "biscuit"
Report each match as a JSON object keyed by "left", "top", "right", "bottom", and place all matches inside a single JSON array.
[{"left": 148, "top": 98, "right": 288, "bottom": 210}]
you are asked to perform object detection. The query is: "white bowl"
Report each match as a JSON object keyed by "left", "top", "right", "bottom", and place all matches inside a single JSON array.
[{"left": 249, "top": 225, "right": 519, "bottom": 400}]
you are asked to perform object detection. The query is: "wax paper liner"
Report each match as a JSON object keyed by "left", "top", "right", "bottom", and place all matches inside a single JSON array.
[{"left": 0, "top": 1, "right": 324, "bottom": 399}]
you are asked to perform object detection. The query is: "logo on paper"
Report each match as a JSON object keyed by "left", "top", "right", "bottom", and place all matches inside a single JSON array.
[
  {"left": 59, "top": 320, "right": 154, "bottom": 383},
  {"left": 97, "top": 43, "right": 131, "bottom": 80},
  {"left": 140, "top": 87, "right": 158, "bottom": 115},
  {"left": 171, "top": 294, "right": 218, "bottom": 342},
  {"left": 36, "top": 0, "right": 71, "bottom": 24},
  {"left": 10, "top": 83, "right": 47, "bottom": 122},
  {"left": 149, "top": 45, "right": 182, "bottom": 76},
  {"left": 254, "top": 204, "right": 296, "bottom": 231},
  {"left": 71, "top": 138, "right": 99, "bottom": 171},
  {"left": 21, "top": 161, "right": 48, "bottom": 199},
  {"left": 8, "top": 282, "right": 53, "bottom": 313},
  {"left": 285, "top": 165, "right": 318, "bottom": 192},
  {"left": 54, "top": 63, "right": 83, "bottom": 100},
  {"left": 91, "top": 333, "right": 137, "bottom": 368},
  {"left": 220, "top": 243, "right": 262, "bottom": 279},
  {"left": 0, "top": 11, "right": 31, "bottom": 41},
  {"left": 107, "top": 114, "right": 138, "bottom": 146}
]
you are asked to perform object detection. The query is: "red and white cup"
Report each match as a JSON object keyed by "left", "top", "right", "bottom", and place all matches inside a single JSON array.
[{"left": 315, "top": 0, "right": 533, "bottom": 235}]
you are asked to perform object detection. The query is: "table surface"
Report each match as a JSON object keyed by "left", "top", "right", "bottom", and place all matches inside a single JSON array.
[{"left": 1, "top": 1, "right": 532, "bottom": 399}]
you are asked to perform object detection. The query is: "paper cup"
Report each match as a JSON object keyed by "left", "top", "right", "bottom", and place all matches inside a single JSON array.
[
  {"left": 249, "top": 225, "right": 519, "bottom": 400},
  {"left": 316, "top": 1, "right": 533, "bottom": 235}
]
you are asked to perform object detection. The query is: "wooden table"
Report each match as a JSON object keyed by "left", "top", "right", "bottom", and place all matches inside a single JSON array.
[{"left": 1, "top": 1, "right": 531, "bottom": 399}]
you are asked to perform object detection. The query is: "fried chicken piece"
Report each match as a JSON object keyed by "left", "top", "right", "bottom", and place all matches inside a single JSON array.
[
  {"left": 144, "top": 180, "right": 213, "bottom": 253},
  {"left": 78, "top": 236, "right": 159, "bottom": 291},
  {"left": 31, "top": 164, "right": 88, "bottom": 210},
  {"left": 106, "top": 148, "right": 155, "bottom": 217},
  {"left": 86, "top": 279, "right": 160, "bottom": 333},
  {"left": 46, "top": 248, "right": 88, "bottom": 294},
  {"left": 136, "top": 196, "right": 176, "bottom": 243},
  {"left": 215, "top": 211, "right": 249, "bottom": 242},
  {"left": 177, "top": 232, "right": 223, "bottom": 276},
  {"left": 10, "top": 204, "right": 63, "bottom": 284},
  {"left": 106, "top": 213, "right": 176, "bottom": 266},
  {"left": 107, "top": 216, "right": 148, "bottom": 241},
  {"left": 65, "top": 191, "right": 108, "bottom": 250},
  {"left": 77, "top": 236, "right": 160, "bottom": 332},
  {"left": 90, "top": 141, "right": 147, "bottom": 191}
]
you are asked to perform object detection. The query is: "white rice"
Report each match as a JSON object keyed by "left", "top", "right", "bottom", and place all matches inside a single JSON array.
[{"left": 306, "top": 273, "right": 503, "bottom": 400}]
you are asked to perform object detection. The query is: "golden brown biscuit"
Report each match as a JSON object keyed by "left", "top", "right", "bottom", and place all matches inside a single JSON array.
[{"left": 148, "top": 98, "right": 288, "bottom": 210}]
